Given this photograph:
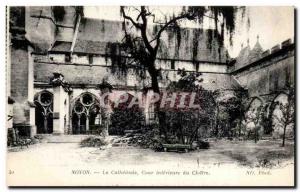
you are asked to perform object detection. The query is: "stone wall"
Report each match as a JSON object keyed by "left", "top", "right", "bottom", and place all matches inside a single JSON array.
[
  {"left": 25, "top": 7, "right": 56, "bottom": 52},
  {"left": 55, "top": 6, "right": 77, "bottom": 42},
  {"left": 33, "top": 53, "right": 235, "bottom": 91},
  {"left": 232, "top": 43, "right": 295, "bottom": 136},
  {"left": 8, "top": 7, "right": 36, "bottom": 137},
  {"left": 23, "top": 6, "right": 77, "bottom": 51},
  {"left": 232, "top": 44, "right": 294, "bottom": 100},
  {"left": 10, "top": 46, "right": 30, "bottom": 124}
]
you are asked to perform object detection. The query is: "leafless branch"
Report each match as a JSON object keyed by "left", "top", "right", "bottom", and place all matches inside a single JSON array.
[
  {"left": 153, "top": 13, "right": 192, "bottom": 52},
  {"left": 139, "top": 6, "right": 155, "bottom": 54},
  {"left": 120, "top": 7, "right": 142, "bottom": 29}
]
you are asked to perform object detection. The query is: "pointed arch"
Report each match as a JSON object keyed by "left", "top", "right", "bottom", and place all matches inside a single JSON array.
[
  {"left": 71, "top": 92, "right": 104, "bottom": 134},
  {"left": 34, "top": 90, "right": 54, "bottom": 134},
  {"left": 268, "top": 92, "right": 290, "bottom": 136},
  {"left": 246, "top": 96, "right": 264, "bottom": 112},
  {"left": 71, "top": 92, "right": 101, "bottom": 107}
]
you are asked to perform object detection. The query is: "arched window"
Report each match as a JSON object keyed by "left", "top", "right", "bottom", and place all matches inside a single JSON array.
[
  {"left": 71, "top": 93, "right": 102, "bottom": 134},
  {"left": 34, "top": 91, "right": 53, "bottom": 134}
]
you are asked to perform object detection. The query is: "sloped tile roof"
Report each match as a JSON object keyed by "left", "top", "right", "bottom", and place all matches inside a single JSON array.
[
  {"left": 249, "top": 41, "right": 263, "bottom": 63},
  {"left": 50, "top": 41, "right": 72, "bottom": 52},
  {"left": 73, "top": 18, "right": 230, "bottom": 63},
  {"left": 73, "top": 40, "right": 109, "bottom": 54}
]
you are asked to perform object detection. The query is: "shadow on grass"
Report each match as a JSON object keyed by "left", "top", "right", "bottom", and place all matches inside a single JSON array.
[{"left": 218, "top": 140, "right": 294, "bottom": 168}]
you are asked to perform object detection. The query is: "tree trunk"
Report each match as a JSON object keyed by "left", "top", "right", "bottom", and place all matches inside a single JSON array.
[
  {"left": 179, "top": 125, "right": 184, "bottom": 144},
  {"left": 189, "top": 127, "right": 199, "bottom": 145},
  {"left": 254, "top": 127, "right": 258, "bottom": 143},
  {"left": 238, "top": 119, "right": 242, "bottom": 137},
  {"left": 215, "top": 104, "right": 219, "bottom": 137},
  {"left": 282, "top": 124, "right": 287, "bottom": 147},
  {"left": 148, "top": 60, "right": 169, "bottom": 142}
]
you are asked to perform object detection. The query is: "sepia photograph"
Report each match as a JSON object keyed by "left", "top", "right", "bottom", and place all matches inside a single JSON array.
[{"left": 5, "top": 5, "right": 295, "bottom": 187}]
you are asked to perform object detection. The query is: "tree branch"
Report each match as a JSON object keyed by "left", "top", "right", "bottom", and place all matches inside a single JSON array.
[
  {"left": 153, "top": 13, "right": 191, "bottom": 53},
  {"left": 139, "top": 6, "right": 155, "bottom": 54},
  {"left": 121, "top": 7, "right": 142, "bottom": 29}
]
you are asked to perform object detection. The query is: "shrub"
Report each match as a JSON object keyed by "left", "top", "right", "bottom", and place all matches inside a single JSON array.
[
  {"left": 109, "top": 108, "right": 145, "bottom": 135},
  {"left": 80, "top": 136, "right": 107, "bottom": 147},
  {"left": 197, "top": 140, "right": 210, "bottom": 149}
]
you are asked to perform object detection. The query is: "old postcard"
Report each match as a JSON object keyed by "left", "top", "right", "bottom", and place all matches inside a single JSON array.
[{"left": 6, "top": 6, "right": 295, "bottom": 187}]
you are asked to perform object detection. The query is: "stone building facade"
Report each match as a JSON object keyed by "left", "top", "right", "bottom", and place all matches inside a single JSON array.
[{"left": 7, "top": 6, "right": 295, "bottom": 137}]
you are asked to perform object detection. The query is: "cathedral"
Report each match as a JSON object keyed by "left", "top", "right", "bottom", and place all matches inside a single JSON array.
[{"left": 7, "top": 6, "right": 295, "bottom": 137}]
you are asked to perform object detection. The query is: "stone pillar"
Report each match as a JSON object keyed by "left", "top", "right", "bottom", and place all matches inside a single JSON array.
[
  {"left": 77, "top": 114, "right": 81, "bottom": 134},
  {"left": 28, "top": 46, "right": 36, "bottom": 136},
  {"left": 53, "top": 85, "right": 65, "bottom": 134},
  {"left": 86, "top": 114, "right": 89, "bottom": 133},
  {"left": 103, "top": 121, "right": 109, "bottom": 137},
  {"left": 29, "top": 102, "right": 36, "bottom": 136},
  {"left": 51, "top": 72, "right": 71, "bottom": 135}
]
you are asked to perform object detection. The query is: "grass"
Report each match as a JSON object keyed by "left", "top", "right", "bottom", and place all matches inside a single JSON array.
[{"left": 215, "top": 139, "right": 294, "bottom": 168}]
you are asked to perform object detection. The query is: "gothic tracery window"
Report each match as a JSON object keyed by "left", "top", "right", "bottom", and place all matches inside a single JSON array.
[
  {"left": 34, "top": 91, "right": 53, "bottom": 134},
  {"left": 72, "top": 93, "right": 102, "bottom": 134}
]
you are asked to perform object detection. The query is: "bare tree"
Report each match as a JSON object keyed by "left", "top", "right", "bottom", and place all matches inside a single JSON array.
[
  {"left": 110, "top": 6, "right": 244, "bottom": 141},
  {"left": 273, "top": 89, "right": 295, "bottom": 147},
  {"left": 244, "top": 104, "right": 263, "bottom": 143}
]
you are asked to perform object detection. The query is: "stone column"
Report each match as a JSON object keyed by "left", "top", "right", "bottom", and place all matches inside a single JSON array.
[
  {"left": 85, "top": 114, "right": 89, "bottom": 133},
  {"left": 29, "top": 102, "right": 36, "bottom": 136},
  {"left": 77, "top": 114, "right": 81, "bottom": 134},
  {"left": 53, "top": 85, "right": 65, "bottom": 134},
  {"left": 28, "top": 46, "right": 36, "bottom": 136},
  {"left": 51, "top": 72, "right": 71, "bottom": 135}
]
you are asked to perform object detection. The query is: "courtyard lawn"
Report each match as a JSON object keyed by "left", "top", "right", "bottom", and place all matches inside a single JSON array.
[
  {"left": 7, "top": 138, "right": 294, "bottom": 168},
  {"left": 7, "top": 138, "right": 294, "bottom": 186}
]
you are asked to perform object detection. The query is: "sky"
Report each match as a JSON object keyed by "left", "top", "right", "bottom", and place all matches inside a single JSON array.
[{"left": 84, "top": 6, "right": 294, "bottom": 58}]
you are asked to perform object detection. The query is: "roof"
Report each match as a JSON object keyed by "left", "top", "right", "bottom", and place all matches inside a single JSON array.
[
  {"left": 235, "top": 37, "right": 264, "bottom": 70},
  {"left": 72, "top": 18, "right": 230, "bottom": 63},
  {"left": 73, "top": 40, "right": 108, "bottom": 54},
  {"left": 249, "top": 41, "right": 263, "bottom": 63},
  {"left": 77, "top": 18, "right": 124, "bottom": 43},
  {"left": 201, "top": 74, "right": 243, "bottom": 90},
  {"left": 50, "top": 41, "right": 72, "bottom": 52},
  {"left": 236, "top": 45, "right": 250, "bottom": 65}
]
